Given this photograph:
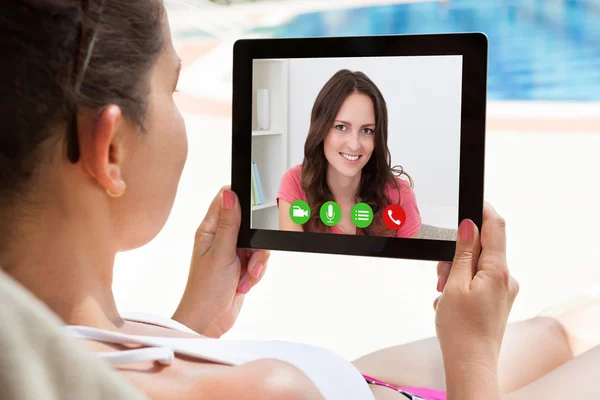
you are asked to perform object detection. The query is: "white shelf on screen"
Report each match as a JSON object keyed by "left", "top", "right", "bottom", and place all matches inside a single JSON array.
[
  {"left": 252, "top": 201, "right": 277, "bottom": 211},
  {"left": 252, "top": 130, "right": 282, "bottom": 137},
  {"left": 250, "top": 59, "right": 289, "bottom": 231}
]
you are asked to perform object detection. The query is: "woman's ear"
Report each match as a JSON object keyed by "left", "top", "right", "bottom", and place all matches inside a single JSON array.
[{"left": 79, "top": 105, "right": 127, "bottom": 196}]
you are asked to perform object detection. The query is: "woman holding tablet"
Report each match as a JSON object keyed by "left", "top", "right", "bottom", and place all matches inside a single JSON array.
[
  {"left": 2, "top": 1, "right": 597, "bottom": 399},
  {"left": 277, "top": 69, "right": 421, "bottom": 238}
]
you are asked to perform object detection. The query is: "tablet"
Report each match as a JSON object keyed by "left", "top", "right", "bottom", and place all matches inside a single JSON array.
[{"left": 231, "top": 33, "right": 487, "bottom": 262}]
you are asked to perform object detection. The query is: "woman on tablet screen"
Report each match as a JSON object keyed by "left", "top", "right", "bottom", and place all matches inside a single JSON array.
[{"left": 277, "top": 69, "right": 421, "bottom": 237}]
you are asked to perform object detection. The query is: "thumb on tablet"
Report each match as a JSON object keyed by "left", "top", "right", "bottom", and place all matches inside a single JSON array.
[
  {"left": 446, "top": 219, "right": 481, "bottom": 289},
  {"left": 210, "top": 189, "right": 242, "bottom": 260}
]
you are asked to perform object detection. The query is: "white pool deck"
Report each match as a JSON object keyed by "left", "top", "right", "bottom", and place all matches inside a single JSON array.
[{"left": 113, "top": 1, "right": 600, "bottom": 362}]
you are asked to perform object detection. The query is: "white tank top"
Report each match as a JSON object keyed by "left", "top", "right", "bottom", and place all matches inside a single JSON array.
[{"left": 65, "top": 312, "right": 376, "bottom": 400}]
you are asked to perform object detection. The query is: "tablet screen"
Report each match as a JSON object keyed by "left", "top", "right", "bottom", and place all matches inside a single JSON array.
[{"left": 249, "top": 55, "right": 462, "bottom": 241}]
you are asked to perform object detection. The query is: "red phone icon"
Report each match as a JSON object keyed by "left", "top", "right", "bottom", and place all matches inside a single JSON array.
[{"left": 383, "top": 204, "right": 406, "bottom": 230}]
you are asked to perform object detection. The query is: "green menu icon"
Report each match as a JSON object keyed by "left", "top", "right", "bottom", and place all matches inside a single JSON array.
[{"left": 351, "top": 203, "right": 373, "bottom": 228}]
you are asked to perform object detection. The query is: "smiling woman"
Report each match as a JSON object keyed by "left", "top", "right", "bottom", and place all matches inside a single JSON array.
[{"left": 277, "top": 69, "right": 421, "bottom": 238}]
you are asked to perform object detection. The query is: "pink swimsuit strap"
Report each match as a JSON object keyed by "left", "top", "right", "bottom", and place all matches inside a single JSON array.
[{"left": 362, "top": 374, "right": 446, "bottom": 400}]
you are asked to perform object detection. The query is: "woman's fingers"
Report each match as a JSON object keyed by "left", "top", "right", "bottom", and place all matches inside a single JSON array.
[
  {"left": 438, "top": 203, "right": 488, "bottom": 293},
  {"left": 436, "top": 262, "right": 452, "bottom": 293},
  {"left": 194, "top": 187, "right": 229, "bottom": 256},
  {"left": 508, "top": 275, "right": 520, "bottom": 302},
  {"left": 435, "top": 200, "right": 519, "bottom": 381},
  {"left": 478, "top": 202, "right": 507, "bottom": 273},
  {"left": 211, "top": 189, "right": 242, "bottom": 261},
  {"left": 247, "top": 250, "right": 270, "bottom": 280},
  {"left": 237, "top": 250, "right": 270, "bottom": 294},
  {"left": 446, "top": 219, "right": 481, "bottom": 290}
]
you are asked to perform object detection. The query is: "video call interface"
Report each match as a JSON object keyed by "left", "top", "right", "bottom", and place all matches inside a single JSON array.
[{"left": 250, "top": 55, "right": 463, "bottom": 241}]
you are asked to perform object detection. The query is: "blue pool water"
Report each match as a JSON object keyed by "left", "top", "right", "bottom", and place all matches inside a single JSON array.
[{"left": 258, "top": 0, "right": 600, "bottom": 101}]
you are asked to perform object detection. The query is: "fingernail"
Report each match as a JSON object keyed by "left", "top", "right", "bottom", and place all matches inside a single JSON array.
[
  {"left": 458, "top": 219, "right": 474, "bottom": 241},
  {"left": 238, "top": 281, "right": 251, "bottom": 294},
  {"left": 251, "top": 263, "right": 263, "bottom": 279},
  {"left": 223, "top": 190, "right": 235, "bottom": 209}
]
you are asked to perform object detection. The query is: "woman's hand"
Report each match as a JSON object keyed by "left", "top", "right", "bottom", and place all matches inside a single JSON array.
[
  {"left": 434, "top": 203, "right": 519, "bottom": 400},
  {"left": 172, "top": 187, "right": 270, "bottom": 338}
]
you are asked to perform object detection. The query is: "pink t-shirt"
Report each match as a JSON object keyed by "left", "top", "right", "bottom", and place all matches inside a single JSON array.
[{"left": 276, "top": 164, "right": 421, "bottom": 238}]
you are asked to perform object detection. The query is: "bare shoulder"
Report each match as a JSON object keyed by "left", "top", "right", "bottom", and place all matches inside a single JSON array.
[
  {"left": 191, "top": 359, "right": 325, "bottom": 400},
  {"left": 112, "top": 352, "right": 323, "bottom": 400},
  {"left": 99, "top": 344, "right": 324, "bottom": 400},
  {"left": 82, "top": 323, "right": 324, "bottom": 400}
]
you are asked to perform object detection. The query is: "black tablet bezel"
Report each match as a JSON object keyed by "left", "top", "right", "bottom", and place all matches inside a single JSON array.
[{"left": 232, "top": 33, "right": 487, "bottom": 262}]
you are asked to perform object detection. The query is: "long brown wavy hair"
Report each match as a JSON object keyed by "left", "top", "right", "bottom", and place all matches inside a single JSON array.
[{"left": 301, "top": 69, "right": 412, "bottom": 236}]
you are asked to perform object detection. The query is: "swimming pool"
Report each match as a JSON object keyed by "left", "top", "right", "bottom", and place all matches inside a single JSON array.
[{"left": 257, "top": 0, "right": 600, "bottom": 101}]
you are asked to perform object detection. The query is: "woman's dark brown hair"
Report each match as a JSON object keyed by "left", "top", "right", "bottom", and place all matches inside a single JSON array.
[
  {"left": 302, "top": 69, "right": 412, "bottom": 236},
  {"left": 0, "top": 0, "right": 164, "bottom": 211}
]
